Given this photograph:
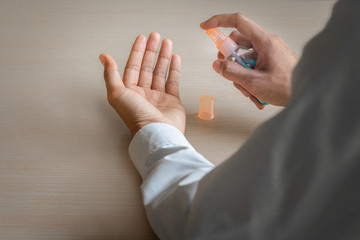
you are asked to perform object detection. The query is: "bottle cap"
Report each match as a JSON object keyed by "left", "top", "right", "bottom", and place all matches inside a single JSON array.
[
  {"left": 199, "top": 95, "right": 214, "bottom": 120},
  {"left": 206, "top": 28, "right": 238, "bottom": 58}
]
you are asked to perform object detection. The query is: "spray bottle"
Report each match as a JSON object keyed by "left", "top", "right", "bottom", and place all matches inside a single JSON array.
[{"left": 206, "top": 28, "right": 268, "bottom": 105}]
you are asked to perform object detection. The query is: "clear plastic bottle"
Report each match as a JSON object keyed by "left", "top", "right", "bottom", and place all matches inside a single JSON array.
[{"left": 206, "top": 28, "right": 267, "bottom": 105}]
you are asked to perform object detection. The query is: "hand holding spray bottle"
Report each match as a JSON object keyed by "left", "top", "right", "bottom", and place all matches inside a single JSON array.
[{"left": 206, "top": 28, "right": 268, "bottom": 105}]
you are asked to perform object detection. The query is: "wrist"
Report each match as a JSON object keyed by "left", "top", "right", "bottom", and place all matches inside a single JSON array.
[
  {"left": 129, "top": 120, "right": 171, "bottom": 136},
  {"left": 130, "top": 121, "right": 158, "bottom": 136},
  {"left": 130, "top": 120, "right": 185, "bottom": 136}
]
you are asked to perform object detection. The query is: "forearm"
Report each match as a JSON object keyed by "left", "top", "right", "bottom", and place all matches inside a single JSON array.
[{"left": 129, "top": 123, "right": 215, "bottom": 239}]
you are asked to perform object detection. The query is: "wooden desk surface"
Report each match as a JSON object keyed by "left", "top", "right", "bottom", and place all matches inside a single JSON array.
[{"left": 0, "top": 0, "right": 335, "bottom": 239}]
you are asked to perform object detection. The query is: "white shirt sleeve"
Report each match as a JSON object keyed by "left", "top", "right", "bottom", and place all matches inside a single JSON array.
[
  {"left": 128, "top": 0, "right": 360, "bottom": 239},
  {"left": 128, "top": 123, "right": 215, "bottom": 239}
]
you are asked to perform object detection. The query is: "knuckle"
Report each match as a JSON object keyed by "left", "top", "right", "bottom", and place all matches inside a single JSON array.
[
  {"left": 271, "top": 34, "right": 279, "bottom": 40},
  {"left": 221, "top": 61, "right": 233, "bottom": 75},
  {"left": 270, "top": 34, "right": 282, "bottom": 46},
  {"left": 169, "top": 68, "right": 181, "bottom": 76},
  {"left": 153, "top": 70, "right": 166, "bottom": 78},
  {"left": 103, "top": 70, "right": 109, "bottom": 79},
  {"left": 261, "top": 34, "right": 273, "bottom": 47},
  {"left": 174, "top": 68, "right": 181, "bottom": 74},
  {"left": 166, "top": 79, "right": 179, "bottom": 88},
  {"left": 213, "top": 14, "right": 220, "bottom": 20},
  {"left": 125, "top": 64, "right": 140, "bottom": 72},
  {"left": 229, "top": 30, "right": 238, "bottom": 38},
  {"left": 141, "top": 65, "right": 154, "bottom": 73},
  {"left": 104, "top": 68, "right": 118, "bottom": 80},
  {"left": 158, "top": 55, "right": 170, "bottom": 62},
  {"left": 234, "top": 13, "right": 244, "bottom": 22},
  {"left": 103, "top": 69, "right": 111, "bottom": 79}
]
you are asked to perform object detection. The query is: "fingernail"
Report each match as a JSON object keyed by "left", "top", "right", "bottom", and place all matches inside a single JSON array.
[
  {"left": 99, "top": 55, "right": 106, "bottom": 65},
  {"left": 213, "top": 60, "right": 221, "bottom": 73}
]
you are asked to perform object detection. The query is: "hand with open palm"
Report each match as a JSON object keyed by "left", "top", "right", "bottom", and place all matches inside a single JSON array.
[{"left": 99, "top": 33, "right": 185, "bottom": 136}]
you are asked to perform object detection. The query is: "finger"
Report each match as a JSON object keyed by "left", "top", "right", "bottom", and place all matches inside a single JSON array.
[
  {"left": 166, "top": 54, "right": 181, "bottom": 98},
  {"left": 217, "top": 31, "right": 252, "bottom": 60},
  {"left": 152, "top": 39, "right": 172, "bottom": 91},
  {"left": 138, "top": 32, "right": 161, "bottom": 88},
  {"left": 229, "top": 30, "right": 252, "bottom": 49},
  {"left": 217, "top": 51, "right": 224, "bottom": 59},
  {"left": 233, "top": 82, "right": 251, "bottom": 97},
  {"left": 123, "top": 35, "right": 147, "bottom": 87},
  {"left": 213, "top": 59, "right": 261, "bottom": 89},
  {"left": 99, "top": 53, "right": 125, "bottom": 97},
  {"left": 250, "top": 95, "right": 265, "bottom": 110},
  {"left": 200, "top": 13, "right": 267, "bottom": 46},
  {"left": 234, "top": 82, "right": 264, "bottom": 109}
]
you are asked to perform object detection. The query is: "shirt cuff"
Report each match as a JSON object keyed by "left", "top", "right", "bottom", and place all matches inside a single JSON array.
[{"left": 128, "top": 123, "right": 193, "bottom": 177}]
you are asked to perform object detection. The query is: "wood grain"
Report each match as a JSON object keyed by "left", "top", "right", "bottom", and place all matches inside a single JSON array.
[{"left": 0, "top": 0, "right": 335, "bottom": 239}]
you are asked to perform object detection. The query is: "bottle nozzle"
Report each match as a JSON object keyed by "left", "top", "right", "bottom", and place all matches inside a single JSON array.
[
  {"left": 206, "top": 28, "right": 227, "bottom": 47},
  {"left": 206, "top": 28, "right": 238, "bottom": 58}
]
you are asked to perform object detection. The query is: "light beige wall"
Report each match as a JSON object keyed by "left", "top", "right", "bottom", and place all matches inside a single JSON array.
[{"left": 0, "top": 0, "right": 336, "bottom": 239}]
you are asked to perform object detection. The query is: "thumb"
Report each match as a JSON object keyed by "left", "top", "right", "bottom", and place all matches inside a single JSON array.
[
  {"left": 200, "top": 13, "right": 268, "bottom": 49},
  {"left": 99, "top": 53, "right": 125, "bottom": 97},
  {"left": 213, "top": 59, "right": 260, "bottom": 89}
]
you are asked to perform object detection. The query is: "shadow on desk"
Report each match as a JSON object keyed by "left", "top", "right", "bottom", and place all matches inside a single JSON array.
[{"left": 186, "top": 113, "right": 259, "bottom": 138}]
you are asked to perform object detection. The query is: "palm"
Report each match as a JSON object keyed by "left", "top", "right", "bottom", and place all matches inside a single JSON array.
[
  {"left": 131, "top": 86, "right": 181, "bottom": 109},
  {"left": 100, "top": 33, "right": 185, "bottom": 135},
  {"left": 121, "top": 86, "right": 185, "bottom": 133}
]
